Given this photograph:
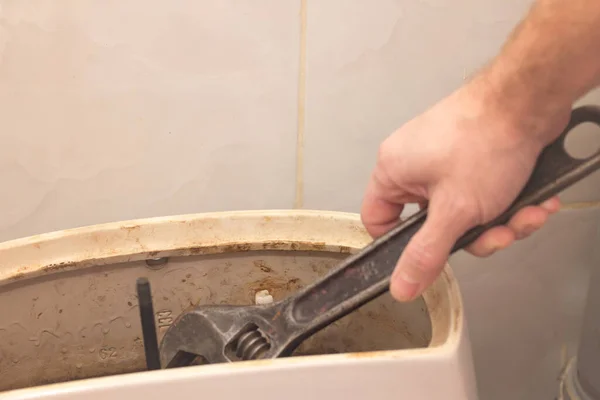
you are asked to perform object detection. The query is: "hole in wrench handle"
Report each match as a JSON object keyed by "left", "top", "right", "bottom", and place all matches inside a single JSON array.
[
  {"left": 286, "top": 105, "right": 600, "bottom": 336},
  {"left": 456, "top": 105, "right": 600, "bottom": 249}
]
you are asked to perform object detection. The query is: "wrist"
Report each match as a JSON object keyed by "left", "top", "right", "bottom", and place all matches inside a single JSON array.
[{"left": 463, "top": 67, "right": 572, "bottom": 149}]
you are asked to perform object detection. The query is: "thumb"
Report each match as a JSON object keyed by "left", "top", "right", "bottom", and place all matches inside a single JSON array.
[{"left": 390, "top": 196, "right": 475, "bottom": 302}]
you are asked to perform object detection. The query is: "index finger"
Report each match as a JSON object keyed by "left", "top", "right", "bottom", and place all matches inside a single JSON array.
[{"left": 360, "top": 171, "right": 413, "bottom": 238}]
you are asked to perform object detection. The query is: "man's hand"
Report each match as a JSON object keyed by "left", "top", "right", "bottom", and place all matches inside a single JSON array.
[
  {"left": 360, "top": 0, "right": 600, "bottom": 302},
  {"left": 361, "top": 81, "right": 567, "bottom": 302}
]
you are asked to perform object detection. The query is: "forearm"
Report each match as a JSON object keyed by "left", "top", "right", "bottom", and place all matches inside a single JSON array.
[{"left": 473, "top": 0, "right": 600, "bottom": 143}]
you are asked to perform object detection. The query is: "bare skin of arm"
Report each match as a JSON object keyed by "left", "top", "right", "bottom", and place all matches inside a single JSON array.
[{"left": 360, "top": 0, "right": 600, "bottom": 302}]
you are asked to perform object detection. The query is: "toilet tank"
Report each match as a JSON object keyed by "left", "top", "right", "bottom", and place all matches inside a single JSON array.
[{"left": 0, "top": 210, "right": 478, "bottom": 400}]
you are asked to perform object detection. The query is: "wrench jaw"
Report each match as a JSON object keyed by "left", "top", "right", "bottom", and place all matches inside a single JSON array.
[
  {"left": 159, "top": 307, "right": 232, "bottom": 367},
  {"left": 158, "top": 303, "right": 288, "bottom": 368}
]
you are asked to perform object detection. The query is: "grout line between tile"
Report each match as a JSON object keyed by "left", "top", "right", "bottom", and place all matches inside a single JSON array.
[
  {"left": 294, "top": 0, "right": 307, "bottom": 209},
  {"left": 560, "top": 201, "right": 600, "bottom": 210}
]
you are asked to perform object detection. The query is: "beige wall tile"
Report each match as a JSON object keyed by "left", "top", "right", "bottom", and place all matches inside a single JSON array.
[
  {"left": 302, "top": 0, "right": 600, "bottom": 211},
  {"left": 303, "top": 0, "right": 532, "bottom": 212},
  {"left": 451, "top": 207, "right": 599, "bottom": 399},
  {"left": 0, "top": 0, "right": 300, "bottom": 242}
]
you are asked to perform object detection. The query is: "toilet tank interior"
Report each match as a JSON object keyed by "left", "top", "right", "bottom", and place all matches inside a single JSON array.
[{"left": 0, "top": 248, "right": 433, "bottom": 392}]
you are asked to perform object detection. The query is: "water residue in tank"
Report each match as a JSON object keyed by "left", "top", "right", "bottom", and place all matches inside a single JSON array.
[{"left": 28, "top": 329, "right": 70, "bottom": 348}]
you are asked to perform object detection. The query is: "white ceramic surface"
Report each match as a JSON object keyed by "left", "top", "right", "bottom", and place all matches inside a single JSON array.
[{"left": 0, "top": 210, "right": 477, "bottom": 400}]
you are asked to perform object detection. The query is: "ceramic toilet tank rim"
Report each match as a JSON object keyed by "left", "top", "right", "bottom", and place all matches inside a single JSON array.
[{"left": 0, "top": 209, "right": 465, "bottom": 367}]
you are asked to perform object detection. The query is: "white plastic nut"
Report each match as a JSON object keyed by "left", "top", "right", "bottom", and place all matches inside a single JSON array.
[{"left": 255, "top": 289, "right": 274, "bottom": 305}]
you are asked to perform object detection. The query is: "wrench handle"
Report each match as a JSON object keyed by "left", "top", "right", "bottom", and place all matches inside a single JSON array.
[{"left": 286, "top": 105, "right": 600, "bottom": 337}]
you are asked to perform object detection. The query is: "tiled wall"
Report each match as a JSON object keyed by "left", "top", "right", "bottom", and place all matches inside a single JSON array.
[
  {"left": 0, "top": 1, "right": 300, "bottom": 241},
  {"left": 1, "top": 1, "right": 600, "bottom": 399}
]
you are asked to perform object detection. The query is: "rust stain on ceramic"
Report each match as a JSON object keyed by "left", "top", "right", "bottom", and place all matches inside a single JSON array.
[
  {"left": 337, "top": 245, "right": 351, "bottom": 253},
  {"left": 310, "top": 242, "right": 326, "bottom": 250},
  {"left": 186, "top": 243, "right": 253, "bottom": 255},
  {"left": 9, "top": 272, "right": 25, "bottom": 281},
  {"left": 253, "top": 260, "right": 272, "bottom": 273},
  {"left": 4, "top": 240, "right": 349, "bottom": 284},
  {"left": 164, "top": 241, "right": 353, "bottom": 257},
  {"left": 0, "top": 210, "right": 460, "bottom": 392},
  {"left": 43, "top": 261, "right": 78, "bottom": 273}
]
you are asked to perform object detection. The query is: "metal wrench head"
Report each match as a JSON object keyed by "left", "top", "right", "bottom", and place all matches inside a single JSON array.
[{"left": 159, "top": 302, "right": 290, "bottom": 367}]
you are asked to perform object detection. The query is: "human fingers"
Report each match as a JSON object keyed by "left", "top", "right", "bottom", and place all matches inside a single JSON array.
[
  {"left": 463, "top": 197, "right": 560, "bottom": 256},
  {"left": 539, "top": 196, "right": 561, "bottom": 214},
  {"left": 506, "top": 205, "right": 549, "bottom": 240},
  {"left": 361, "top": 173, "right": 421, "bottom": 238},
  {"left": 390, "top": 196, "right": 476, "bottom": 302},
  {"left": 464, "top": 226, "right": 515, "bottom": 257}
]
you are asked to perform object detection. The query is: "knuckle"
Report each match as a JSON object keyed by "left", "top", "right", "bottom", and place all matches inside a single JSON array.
[{"left": 443, "top": 195, "right": 480, "bottom": 227}]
